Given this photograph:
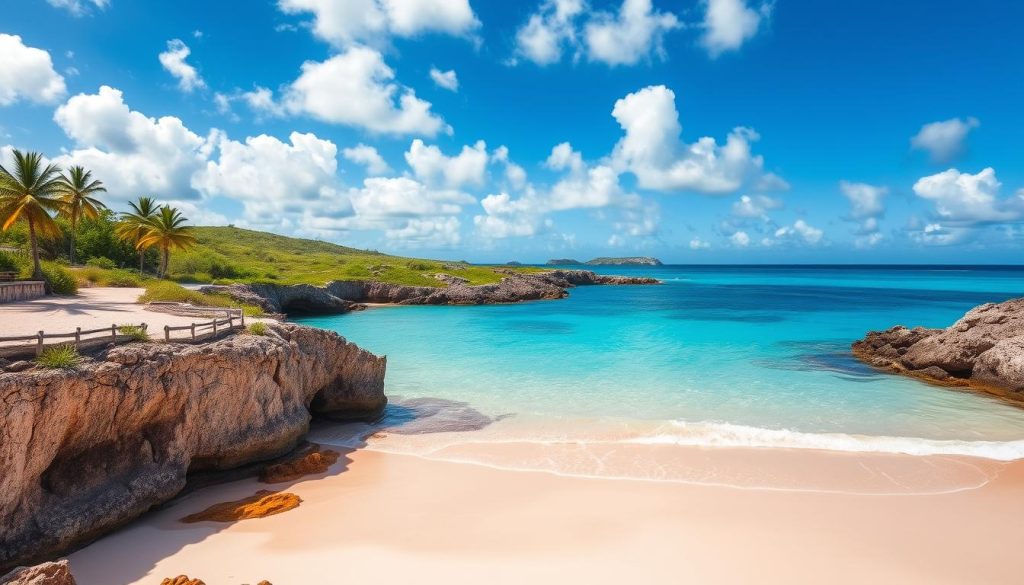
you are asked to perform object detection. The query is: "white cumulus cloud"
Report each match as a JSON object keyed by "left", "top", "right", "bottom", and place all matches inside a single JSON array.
[
  {"left": 405, "top": 139, "right": 488, "bottom": 189},
  {"left": 773, "top": 219, "right": 824, "bottom": 245},
  {"left": 911, "top": 117, "right": 980, "bottom": 164},
  {"left": 278, "top": 0, "right": 479, "bottom": 47},
  {"left": 281, "top": 47, "right": 446, "bottom": 136},
  {"left": 610, "top": 85, "right": 774, "bottom": 194},
  {"left": 47, "top": 0, "right": 108, "bottom": 16},
  {"left": 912, "top": 167, "right": 1022, "bottom": 226},
  {"left": 701, "top": 0, "right": 771, "bottom": 57},
  {"left": 731, "top": 194, "right": 781, "bottom": 219},
  {"left": 159, "top": 39, "right": 206, "bottom": 93},
  {"left": 840, "top": 181, "right": 888, "bottom": 247},
  {"left": 429, "top": 67, "right": 459, "bottom": 91},
  {"left": 0, "top": 34, "right": 67, "bottom": 106},
  {"left": 343, "top": 144, "right": 391, "bottom": 175}
]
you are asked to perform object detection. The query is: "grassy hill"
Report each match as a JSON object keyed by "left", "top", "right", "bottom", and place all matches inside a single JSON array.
[{"left": 167, "top": 226, "right": 537, "bottom": 287}]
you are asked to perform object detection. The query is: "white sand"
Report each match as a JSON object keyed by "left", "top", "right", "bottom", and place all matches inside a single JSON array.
[{"left": 66, "top": 446, "right": 1024, "bottom": 585}]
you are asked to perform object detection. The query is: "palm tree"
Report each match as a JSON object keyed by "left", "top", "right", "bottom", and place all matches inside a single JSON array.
[
  {"left": 137, "top": 205, "right": 196, "bottom": 278},
  {"left": 115, "top": 196, "right": 159, "bottom": 273},
  {"left": 0, "top": 150, "right": 63, "bottom": 281},
  {"left": 57, "top": 165, "right": 107, "bottom": 265}
]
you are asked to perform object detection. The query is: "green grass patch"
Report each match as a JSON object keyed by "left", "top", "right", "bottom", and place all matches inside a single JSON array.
[
  {"left": 165, "top": 226, "right": 543, "bottom": 287},
  {"left": 73, "top": 266, "right": 148, "bottom": 288},
  {"left": 138, "top": 280, "right": 265, "bottom": 316},
  {"left": 117, "top": 325, "right": 150, "bottom": 342},
  {"left": 247, "top": 321, "right": 268, "bottom": 336},
  {"left": 36, "top": 345, "right": 81, "bottom": 369}
]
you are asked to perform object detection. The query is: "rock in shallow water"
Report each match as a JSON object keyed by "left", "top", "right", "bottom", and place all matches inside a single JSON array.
[{"left": 852, "top": 297, "right": 1024, "bottom": 400}]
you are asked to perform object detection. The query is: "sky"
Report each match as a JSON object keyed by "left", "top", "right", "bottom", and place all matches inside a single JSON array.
[{"left": 1, "top": 0, "right": 1023, "bottom": 264}]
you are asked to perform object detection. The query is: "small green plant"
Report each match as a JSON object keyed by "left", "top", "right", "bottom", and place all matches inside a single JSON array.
[
  {"left": 30, "top": 261, "right": 78, "bottom": 295},
  {"left": 117, "top": 325, "right": 149, "bottom": 342},
  {"left": 85, "top": 256, "right": 117, "bottom": 269},
  {"left": 247, "top": 321, "right": 268, "bottom": 336},
  {"left": 36, "top": 345, "right": 81, "bottom": 369}
]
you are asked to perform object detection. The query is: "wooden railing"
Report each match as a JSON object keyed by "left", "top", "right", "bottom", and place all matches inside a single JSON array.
[
  {"left": 0, "top": 307, "right": 248, "bottom": 359},
  {"left": 0, "top": 323, "right": 148, "bottom": 357},
  {"left": 162, "top": 310, "right": 246, "bottom": 341}
]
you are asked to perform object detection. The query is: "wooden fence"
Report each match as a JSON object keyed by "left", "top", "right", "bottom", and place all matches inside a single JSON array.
[{"left": 0, "top": 307, "right": 247, "bottom": 359}]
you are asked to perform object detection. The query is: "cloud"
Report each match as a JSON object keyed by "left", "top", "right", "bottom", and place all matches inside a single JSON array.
[
  {"left": 514, "top": 0, "right": 680, "bottom": 67},
  {"left": 343, "top": 144, "right": 391, "bottom": 175},
  {"left": 281, "top": 47, "right": 446, "bottom": 136},
  {"left": 193, "top": 130, "right": 348, "bottom": 226},
  {"left": 405, "top": 139, "right": 488, "bottom": 189},
  {"left": 491, "top": 145, "right": 528, "bottom": 190},
  {"left": 689, "top": 237, "right": 711, "bottom": 250},
  {"left": 912, "top": 167, "right": 1022, "bottom": 226},
  {"left": 46, "top": 0, "right": 108, "bottom": 16},
  {"left": 910, "top": 117, "right": 980, "bottom": 164},
  {"left": 773, "top": 219, "right": 824, "bottom": 245},
  {"left": 385, "top": 216, "right": 462, "bottom": 247},
  {"left": 429, "top": 67, "right": 459, "bottom": 91},
  {"left": 730, "top": 231, "right": 750, "bottom": 247},
  {"left": 277, "top": 0, "right": 479, "bottom": 47},
  {"left": 840, "top": 181, "right": 888, "bottom": 247},
  {"left": 474, "top": 191, "right": 551, "bottom": 238},
  {"left": 584, "top": 0, "right": 680, "bottom": 66},
  {"left": 701, "top": 0, "right": 771, "bottom": 57},
  {"left": 159, "top": 39, "right": 206, "bottom": 93},
  {"left": 610, "top": 85, "right": 775, "bottom": 193},
  {"left": 731, "top": 194, "right": 781, "bottom": 219},
  {"left": 0, "top": 34, "right": 67, "bottom": 106},
  {"left": 514, "top": 0, "right": 586, "bottom": 66},
  {"left": 53, "top": 86, "right": 206, "bottom": 201},
  {"left": 350, "top": 176, "right": 475, "bottom": 218}
]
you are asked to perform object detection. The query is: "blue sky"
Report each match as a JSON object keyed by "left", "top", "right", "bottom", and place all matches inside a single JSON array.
[{"left": 1, "top": 0, "right": 1023, "bottom": 263}]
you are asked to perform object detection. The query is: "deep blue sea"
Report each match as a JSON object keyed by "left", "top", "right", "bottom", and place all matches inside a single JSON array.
[{"left": 297, "top": 266, "right": 1024, "bottom": 464}]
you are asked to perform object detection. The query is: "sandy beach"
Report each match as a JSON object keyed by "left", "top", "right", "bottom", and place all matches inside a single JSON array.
[{"left": 67, "top": 444, "right": 1024, "bottom": 585}]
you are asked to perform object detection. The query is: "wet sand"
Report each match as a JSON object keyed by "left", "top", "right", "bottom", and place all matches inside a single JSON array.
[{"left": 67, "top": 446, "right": 1024, "bottom": 585}]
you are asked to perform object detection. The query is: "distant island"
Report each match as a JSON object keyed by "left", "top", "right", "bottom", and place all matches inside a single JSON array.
[{"left": 547, "top": 257, "right": 663, "bottom": 266}]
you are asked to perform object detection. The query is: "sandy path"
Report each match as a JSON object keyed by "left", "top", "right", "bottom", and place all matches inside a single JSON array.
[
  {"left": 0, "top": 287, "right": 245, "bottom": 340},
  {"left": 67, "top": 446, "right": 1024, "bottom": 585}
]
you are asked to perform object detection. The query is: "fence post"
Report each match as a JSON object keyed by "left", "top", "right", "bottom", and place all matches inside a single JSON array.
[
  {"left": 213, "top": 318, "right": 218, "bottom": 335},
  {"left": 75, "top": 327, "right": 81, "bottom": 348},
  {"left": 111, "top": 324, "right": 117, "bottom": 342},
  {"left": 36, "top": 331, "right": 44, "bottom": 356},
  {"left": 164, "top": 325, "right": 170, "bottom": 342},
  {"left": 228, "top": 315, "right": 234, "bottom": 330},
  {"left": 241, "top": 310, "right": 245, "bottom": 327},
  {"left": 191, "top": 323, "right": 196, "bottom": 339}
]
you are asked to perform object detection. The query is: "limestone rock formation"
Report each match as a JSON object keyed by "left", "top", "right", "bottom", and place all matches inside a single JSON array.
[
  {"left": 585, "top": 256, "right": 663, "bottom": 266},
  {"left": 0, "top": 561, "right": 76, "bottom": 585},
  {"left": 852, "top": 298, "right": 1024, "bottom": 399},
  {"left": 202, "top": 269, "right": 659, "bottom": 314},
  {"left": 0, "top": 323, "right": 385, "bottom": 571},
  {"left": 180, "top": 490, "right": 301, "bottom": 523},
  {"left": 259, "top": 444, "right": 340, "bottom": 483}
]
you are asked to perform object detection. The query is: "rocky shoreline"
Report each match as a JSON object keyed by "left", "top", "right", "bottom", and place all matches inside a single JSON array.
[
  {"left": 0, "top": 323, "right": 386, "bottom": 572},
  {"left": 201, "top": 269, "right": 660, "bottom": 314},
  {"left": 852, "top": 297, "right": 1024, "bottom": 402}
]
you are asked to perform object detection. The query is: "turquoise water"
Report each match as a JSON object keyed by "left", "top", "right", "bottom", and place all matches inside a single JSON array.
[{"left": 297, "top": 266, "right": 1024, "bottom": 460}]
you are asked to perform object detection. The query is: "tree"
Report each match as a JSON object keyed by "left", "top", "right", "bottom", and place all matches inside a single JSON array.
[
  {"left": 115, "top": 196, "right": 159, "bottom": 273},
  {"left": 0, "top": 150, "right": 63, "bottom": 281},
  {"left": 137, "top": 205, "right": 196, "bottom": 278},
  {"left": 57, "top": 165, "right": 107, "bottom": 265}
]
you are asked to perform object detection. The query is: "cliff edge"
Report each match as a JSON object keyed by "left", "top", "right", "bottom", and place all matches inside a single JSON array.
[
  {"left": 852, "top": 297, "right": 1024, "bottom": 401},
  {"left": 0, "top": 323, "right": 386, "bottom": 571}
]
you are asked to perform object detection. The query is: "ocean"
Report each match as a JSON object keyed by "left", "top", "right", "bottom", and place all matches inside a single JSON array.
[{"left": 296, "top": 265, "right": 1024, "bottom": 476}]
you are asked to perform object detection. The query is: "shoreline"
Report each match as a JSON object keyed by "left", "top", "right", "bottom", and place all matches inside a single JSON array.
[{"left": 67, "top": 445, "right": 1024, "bottom": 585}]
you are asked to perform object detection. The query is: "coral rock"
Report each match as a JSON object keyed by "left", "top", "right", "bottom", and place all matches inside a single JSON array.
[
  {"left": 181, "top": 491, "right": 301, "bottom": 523},
  {"left": 0, "top": 560, "right": 76, "bottom": 585},
  {"left": 259, "top": 445, "right": 340, "bottom": 484}
]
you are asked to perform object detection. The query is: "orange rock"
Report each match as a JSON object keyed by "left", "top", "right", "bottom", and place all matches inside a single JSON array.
[
  {"left": 180, "top": 491, "right": 301, "bottom": 523},
  {"left": 159, "top": 577, "right": 205, "bottom": 585},
  {"left": 259, "top": 446, "right": 340, "bottom": 484}
]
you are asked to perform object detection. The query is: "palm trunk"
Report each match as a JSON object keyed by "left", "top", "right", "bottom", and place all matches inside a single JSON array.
[
  {"left": 161, "top": 247, "right": 169, "bottom": 278},
  {"left": 69, "top": 216, "right": 77, "bottom": 265},
  {"left": 139, "top": 249, "right": 144, "bottom": 274},
  {"left": 28, "top": 217, "right": 48, "bottom": 294}
]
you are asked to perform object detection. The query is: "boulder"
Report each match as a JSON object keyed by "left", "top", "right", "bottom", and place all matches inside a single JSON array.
[
  {"left": 0, "top": 561, "right": 75, "bottom": 585},
  {"left": 0, "top": 323, "right": 385, "bottom": 571}
]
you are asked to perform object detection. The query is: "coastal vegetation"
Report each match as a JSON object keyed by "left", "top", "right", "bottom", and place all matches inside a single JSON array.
[
  {"left": 35, "top": 345, "right": 81, "bottom": 369},
  {"left": 0, "top": 150, "right": 64, "bottom": 281},
  {"left": 139, "top": 280, "right": 266, "bottom": 316}
]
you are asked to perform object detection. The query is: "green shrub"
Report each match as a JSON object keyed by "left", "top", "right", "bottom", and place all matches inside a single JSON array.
[
  {"left": 139, "top": 280, "right": 265, "bottom": 316},
  {"left": 36, "top": 345, "right": 81, "bottom": 369},
  {"left": 28, "top": 262, "right": 78, "bottom": 295},
  {"left": 117, "top": 325, "right": 150, "bottom": 341},
  {"left": 247, "top": 321, "right": 268, "bottom": 336},
  {"left": 86, "top": 256, "right": 117, "bottom": 269}
]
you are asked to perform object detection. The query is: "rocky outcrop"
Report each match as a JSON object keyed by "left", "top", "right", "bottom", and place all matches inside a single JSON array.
[
  {"left": 202, "top": 269, "right": 660, "bottom": 314},
  {"left": 585, "top": 256, "right": 663, "bottom": 266},
  {"left": 0, "top": 323, "right": 385, "bottom": 571},
  {"left": 0, "top": 561, "right": 76, "bottom": 585},
  {"left": 546, "top": 258, "right": 582, "bottom": 265},
  {"left": 852, "top": 298, "right": 1024, "bottom": 400}
]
